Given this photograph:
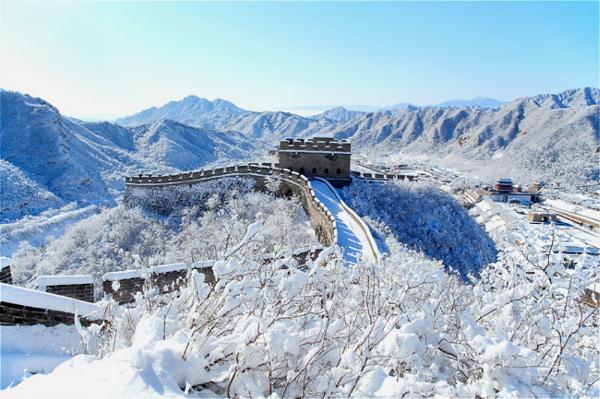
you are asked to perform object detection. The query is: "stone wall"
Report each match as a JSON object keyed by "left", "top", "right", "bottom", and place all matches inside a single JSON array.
[
  {"left": 0, "top": 302, "right": 95, "bottom": 327},
  {"left": 102, "top": 276, "right": 145, "bottom": 304},
  {"left": 100, "top": 248, "right": 319, "bottom": 306},
  {"left": 0, "top": 266, "right": 12, "bottom": 284},
  {"left": 35, "top": 275, "right": 96, "bottom": 303},
  {"left": 1, "top": 283, "right": 103, "bottom": 327},
  {"left": 278, "top": 151, "right": 351, "bottom": 182},
  {"left": 1, "top": 247, "right": 321, "bottom": 326},
  {"left": 102, "top": 264, "right": 216, "bottom": 305},
  {"left": 45, "top": 284, "right": 95, "bottom": 303},
  {"left": 351, "top": 171, "right": 416, "bottom": 182}
]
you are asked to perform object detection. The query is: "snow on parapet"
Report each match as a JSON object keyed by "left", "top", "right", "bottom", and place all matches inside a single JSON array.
[
  {"left": 0, "top": 257, "right": 10, "bottom": 268},
  {"left": 35, "top": 275, "right": 94, "bottom": 290},
  {"left": 102, "top": 269, "right": 144, "bottom": 281},
  {"left": 0, "top": 283, "right": 102, "bottom": 320},
  {"left": 149, "top": 262, "right": 187, "bottom": 274}
]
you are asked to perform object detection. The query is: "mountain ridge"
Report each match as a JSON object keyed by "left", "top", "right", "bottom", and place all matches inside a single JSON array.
[{"left": 1, "top": 87, "right": 598, "bottom": 221}]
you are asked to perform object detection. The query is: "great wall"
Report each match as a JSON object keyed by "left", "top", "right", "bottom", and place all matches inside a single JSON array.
[
  {"left": 0, "top": 137, "right": 418, "bottom": 327},
  {"left": 2, "top": 136, "right": 598, "bottom": 328}
]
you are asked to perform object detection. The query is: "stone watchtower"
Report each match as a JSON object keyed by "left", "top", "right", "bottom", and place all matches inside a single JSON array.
[{"left": 278, "top": 137, "right": 351, "bottom": 185}]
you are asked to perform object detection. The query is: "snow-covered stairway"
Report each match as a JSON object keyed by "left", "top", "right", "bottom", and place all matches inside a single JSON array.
[{"left": 308, "top": 178, "right": 380, "bottom": 264}]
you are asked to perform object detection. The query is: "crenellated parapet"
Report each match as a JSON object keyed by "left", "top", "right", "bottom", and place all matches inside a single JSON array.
[{"left": 279, "top": 137, "right": 351, "bottom": 153}]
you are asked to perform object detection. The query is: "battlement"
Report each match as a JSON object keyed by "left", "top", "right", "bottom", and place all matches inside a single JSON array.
[{"left": 279, "top": 137, "right": 351, "bottom": 153}]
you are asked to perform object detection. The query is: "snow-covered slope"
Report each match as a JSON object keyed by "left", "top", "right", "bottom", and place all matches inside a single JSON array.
[
  {"left": 0, "top": 160, "right": 64, "bottom": 221},
  {"left": 0, "top": 90, "right": 141, "bottom": 212},
  {"left": 0, "top": 91, "right": 257, "bottom": 222}
]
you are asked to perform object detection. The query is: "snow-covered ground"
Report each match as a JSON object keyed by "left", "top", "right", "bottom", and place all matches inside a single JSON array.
[
  {"left": 0, "top": 324, "right": 85, "bottom": 390},
  {"left": 472, "top": 198, "right": 600, "bottom": 255},
  {"left": 3, "top": 227, "right": 598, "bottom": 397}
]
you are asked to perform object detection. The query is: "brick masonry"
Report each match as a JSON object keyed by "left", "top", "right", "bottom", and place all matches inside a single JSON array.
[
  {"left": 0, "top": 266, "right": 12, "bottom": 284},
  {"left": 102, "top": 277, "right": 145, "bottom": 305},
  {"left": 0, "top": 301, "right": 95, "bottom": 327},
  {"left": 278, "top": 138, "right": 352, "bottom": 182},
  {"left": 45, "top": 283, "right": 95, "bottom": 303},
  {"left": 103, "top": 266, "right": 216, "bottom": 305}
]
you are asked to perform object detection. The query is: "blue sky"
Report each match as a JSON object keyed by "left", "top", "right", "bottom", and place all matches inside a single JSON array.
[{"left": 1, "top": 1, "right": 598, "bottom": 119}]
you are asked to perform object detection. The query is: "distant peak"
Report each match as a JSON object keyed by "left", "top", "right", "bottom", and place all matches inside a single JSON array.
[{"left": 180, "top": 95, "right": 208, "bottom": 103}]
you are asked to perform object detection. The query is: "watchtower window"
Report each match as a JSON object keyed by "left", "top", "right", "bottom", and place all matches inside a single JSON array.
[
  {"left": 312, "top": 168, "right": 317, "bottom": 174},
  {"left": 336, "top": 168, "right": 341, "bottom": 175},
  {"left": 299, "top": 167, "right": 305, "bottom": 175},
  {"left": 324, "top": 168, "right": 329, "bottom": 174}
]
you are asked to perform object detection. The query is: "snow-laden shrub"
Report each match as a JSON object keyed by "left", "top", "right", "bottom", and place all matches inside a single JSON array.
[
  {"left": 5, "top": 210, "right": 598, "bottom": 397},
  {"left": 9, "top": 190, "right": 318, "bottom": 285},
  {"left": 81, "top": 242, "right": 468, "bottom": 397},
  {"left": 341, "top": 180, "right": 497, "bottom": 278},
  {"left": 36, "top": 232, "right": 594, "bottom": 398}
]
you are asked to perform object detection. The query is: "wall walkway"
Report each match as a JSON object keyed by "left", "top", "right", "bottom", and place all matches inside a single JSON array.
[{"left": 308, "top": 178, "right": 380, "bottom": 264}]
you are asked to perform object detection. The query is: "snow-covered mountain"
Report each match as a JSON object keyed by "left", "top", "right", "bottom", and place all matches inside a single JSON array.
[
  {"left": 225, "top": 111, "right": 335, "bottom": 139},
  {"left": 114, "top": 95, "right": 251, "bottom": 129},
  {"left": 326, "top": 88, "right": 599, "bottom": 187},
  {"left": 130, "top": 119, "right": 254, "bottom": 171},
  {"left": 116, "top": 96, "right": 337, "bottom": 140},
  {"left": 0, "top": 160, "right": 64, "bottom": 222},
  {"left": 2, "top": 87, "right": 598, "bottom": 221},
  {"left": 0, "top": 91, "right": 140, "bottom": 211},
  {"left": 0, "top": 91, "right": 256, "bottom": 222}
]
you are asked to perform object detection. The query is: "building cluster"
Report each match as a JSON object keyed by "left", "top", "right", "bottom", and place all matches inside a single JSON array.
[{"left": 478, "top": 178, "right": 541, "bottom": 206}]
